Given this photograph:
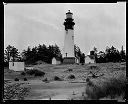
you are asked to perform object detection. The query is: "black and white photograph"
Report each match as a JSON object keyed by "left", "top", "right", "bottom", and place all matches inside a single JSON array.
[{"left": 4, "top": 3, "right": 126, "bottom": 101}]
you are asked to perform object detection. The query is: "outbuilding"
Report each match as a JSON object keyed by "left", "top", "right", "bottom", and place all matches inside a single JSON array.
[
  {"left": 52, "top": 57, "right": 61, "bottom": 65},
  {"left": 85, "top": 55, "right": 95, "bottom": 64},
  {"left": 9, "top": 61, "right": 25, "bottom": 71}
]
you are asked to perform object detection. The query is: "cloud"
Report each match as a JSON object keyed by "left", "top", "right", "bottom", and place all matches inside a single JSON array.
[{"left": 4, "top": 3, "right": 126, "bottom": 54}]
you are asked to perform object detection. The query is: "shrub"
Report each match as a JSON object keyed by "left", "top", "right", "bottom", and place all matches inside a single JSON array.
[
  {"left": 43, "top": 78, "right": 48, "bottom": 82},
  {"left": 24, "top": 78, "right": 27, "bottom": 81},
  {"left": 81, "top": 63, "right": 84, "bottom": 65},
  {"left": 21, "top": 72, "right": 25, "bottom": 75},
  {"left": 35, "top": 71, "right": 45, "bottom": 77},
  {"left": 26, "top": 69, "right": 45, "bottom": 76},
  {"left": 85, "top": 73, "right": 126, "bottom": 100},
  {"left": 54, "top": 76, "right": 62, "bottom": 81},
  {"left": 68, "top": 74, "right": 75, "bottom": 79},
  {"left": 14, "top": 78, "right": 19, "bottom": 81},
  {"left": 26, "top": 70, "right": 36, "bottom": 75},
  {"left": 43, "top": 78, "right": 49, "bottom": 83},
  {"left": 68, "top": 69, "right": 73, "bottom": 72}
]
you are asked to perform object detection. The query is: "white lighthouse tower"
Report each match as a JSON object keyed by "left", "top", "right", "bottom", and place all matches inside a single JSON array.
[{"left": 63, "top": 10, "right": 75, "bottom": 64}]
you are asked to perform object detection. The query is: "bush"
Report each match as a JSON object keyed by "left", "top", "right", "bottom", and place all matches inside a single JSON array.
[
  {"left": 26, "top": 69, "right": 45, "bottom": 76},
  {"left": 68, "top": 74, "right": 75, "bottom": 79},
  {"left": 54, "top": 76, "right": 62, "bottom": 81},
  {"left": 21, "top": 72, "right": 26, "bottom": 76},
  {"left": 81, "top": 63, "right": 84, "bottom": 65},
  {"left": 68, "top": 69, "right": 73, "bottom": 72},
  {"left": 24, "top": 78, "right": 27, "bottom": 81},
  {"left": 14, "top": 78, "right": 19, "bottom": 81},
  {"left": 26, "top": 70, "right": 35, "bottom": 75},
  {"left": 35, "top": 71, "right": 45, "bottom": 77},
  {"left": 42, "top": 78, "right": 49, "bottom": 83},
  {"left": 85, "top": 73, "right": 126, "bottom": 100},
  {"left": 43, "top": 78, "right": 48, "bottom": 82}
]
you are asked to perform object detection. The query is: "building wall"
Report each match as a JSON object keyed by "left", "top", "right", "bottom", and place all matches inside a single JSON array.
[
  {"left": 9, "top": 62, "right": 24, "bottom": 71},
  {"left": 52, "top": 58, "right": 56, "bottom": 64},
  {"left": 57, "top": 60, "right": 61, "bottom": 64},
  {"left": 85, "top": 57, "right": 95, "bottom": 64},
  {"left": 63, "top": 57, "right": 75, "bottom": 64},
  {"left": 52, "top": 58, "right": 61, "bottom": 65},
  {"left": 63, "top": 29, "right": 74, "bottom": 57}
]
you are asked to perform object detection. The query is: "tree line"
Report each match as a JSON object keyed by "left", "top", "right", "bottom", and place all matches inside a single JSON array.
[
  {"left": 4, "top": 44, "right": 62, "bottom": 65},
  {"left": 92, "top": 46, "right": 126, "bottom": 63},
  {"left": 4, "top": 44, "right": 126, "bottom": 66}
]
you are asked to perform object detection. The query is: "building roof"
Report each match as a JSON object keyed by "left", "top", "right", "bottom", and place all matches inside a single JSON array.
[{"left": 66, "top": 10, "right": 73, "bottom": 14}]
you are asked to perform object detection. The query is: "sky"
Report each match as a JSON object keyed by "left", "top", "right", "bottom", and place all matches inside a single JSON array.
[{"left": 4, "top": 3, "right": 126, "bottom": 55}]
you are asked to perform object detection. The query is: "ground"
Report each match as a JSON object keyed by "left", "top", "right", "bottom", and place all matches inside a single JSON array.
[{"left": 4, "top": 62, "right": 126, "bottom": 101}]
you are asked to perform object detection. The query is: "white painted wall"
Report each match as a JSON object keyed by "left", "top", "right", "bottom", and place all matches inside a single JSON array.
[
  {"left": 85, "top": 56, "right": 95, "bottom": 64},
  {"left": 63, "top": 29, "right": 75, "bottom": 57},
  {"left": 9, "top": 62, "right": 24, "bottom": 71},
  {"left": 52, "top": 58, "right": 61, "bottom": 65}
]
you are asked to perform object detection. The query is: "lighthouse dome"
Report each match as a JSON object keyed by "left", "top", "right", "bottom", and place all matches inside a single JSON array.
[{"left": 66, "top": 10, "right": 73, "bottom": 19}]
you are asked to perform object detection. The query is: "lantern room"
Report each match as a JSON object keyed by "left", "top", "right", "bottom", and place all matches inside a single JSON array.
[{"left": 66, "top": 10, "right": 73, "bottom": 19}]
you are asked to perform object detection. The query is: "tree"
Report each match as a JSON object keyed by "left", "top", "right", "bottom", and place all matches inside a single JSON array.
[
  {"left": 93, "top": 47, "right": 98, "bottom": 55},
  {"left": 74, "top": 45, "right": 85, "bottom": 63},
  {"left": 4, "top": 45, "right": 20, "bottom": 62},
  {"left": 81, "top": 53, "right": 85, "bottom": 63},
  {"left": 21, "top": 44, "right": 62, "bottom": 64},
  {"left": 21, "top": 46, "right": 32, "bottom": 64},
  {"left": 120, "top": 46, "right": 126, "bottom": 62},
  {"left": 4, "top": 45, "right": 13, "bottom": 63},
  {"left": 11, "top": 46, "right": 20, "bottom": 62},
  {"left": 95, "top": 51, "right": 106, "bottom": 63},
  {"left": 104, "top": 46, "right": 121, "bottom": 62}
]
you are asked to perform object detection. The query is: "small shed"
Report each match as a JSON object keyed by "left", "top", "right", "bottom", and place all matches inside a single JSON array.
[
  {"left": 52, "top": 57, "right": 61, "bottom": 65},
  {"left": 85, "top": 55, "right": 95, "bottom": 64},
  {"left": 9, "top": 61, "right": 25, "bottom": 71}
]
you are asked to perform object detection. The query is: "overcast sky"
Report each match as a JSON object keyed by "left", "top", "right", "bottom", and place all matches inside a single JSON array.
[{"left": 4, "top": 3, "right": 126, "bottom": 55}]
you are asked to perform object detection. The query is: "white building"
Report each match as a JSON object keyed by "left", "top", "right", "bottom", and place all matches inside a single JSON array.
[
  {"left": 52, "top": 57, "right": 61, "bottom": 65},
  {"left": 85, "top": 55, "right": 95, "bottom": 64},
  {"left": 9, "top": 62, "right": 25, "bottom": 71}
]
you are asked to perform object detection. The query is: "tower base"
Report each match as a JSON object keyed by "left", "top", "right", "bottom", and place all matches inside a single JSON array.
[{"left": 63, "top": 57, "right": 75, "bottom": 64}]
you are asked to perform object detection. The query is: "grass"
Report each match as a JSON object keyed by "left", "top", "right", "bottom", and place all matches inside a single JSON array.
[
  {"left": 4, "top": 62, "right": 126, "bottom": 100},
  {"left": 84, "top": 71, "right": 126, "bottom": 100}
]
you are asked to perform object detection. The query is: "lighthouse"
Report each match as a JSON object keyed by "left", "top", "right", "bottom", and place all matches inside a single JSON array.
[{"left": 63, "top": 10, "right": 76, "bottom": 64}]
